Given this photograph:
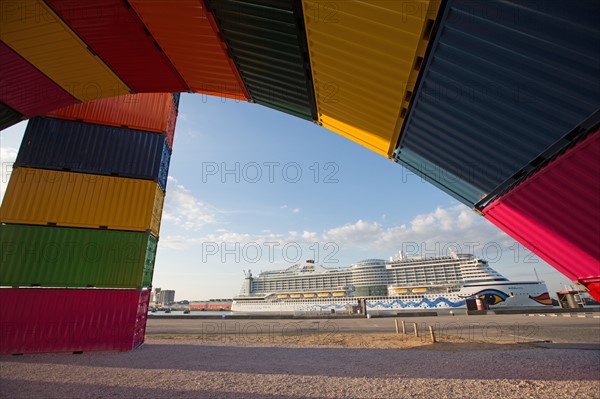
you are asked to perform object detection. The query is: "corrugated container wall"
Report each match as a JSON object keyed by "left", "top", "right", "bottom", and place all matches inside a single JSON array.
[
  {"left": 483, "top": 130, "right": 600, "bottom": 301},
  {"left": 1, "top": 224, "right": 157, "bottom": 289},
  {"left": 45, "top": 93, "right": 178, "bottom": 149},
  {"left": 302, "top": 0, "right": 441, "bottom": 157},
  {"left": 0, "top": 288, "right": 150, "bottom": 354},
  {"left": 129, "top": 0, "right": 248, "bottom": 100},
  {"left": 16, "top": 117, "right": 171, "bottom": 192},
  {"left": 0, "top": 102, "right": 22, "bottom": 131},
  {"left": 0, "top": 0, "right": 130, "bottom": 101},
  {"left": 0, "top": 42, "right": 76, "bottom": 117},
  {"left": 397, "top": 147, "right": 485, "bottom": 207},
  {"left": 396, "top": 0, "right": 600, "bottom": 207},
  {"left": 206, "top": 0, "right": 317, "bottom": 120},
  {"left": 172, "top": 93, "right": 181, "bottom": 112},
  {"left": 1, "top": 168, "right": 164, "bottom": 236},
  {"left": 45, "top": 0, "right": 188, "bottom": 93}
]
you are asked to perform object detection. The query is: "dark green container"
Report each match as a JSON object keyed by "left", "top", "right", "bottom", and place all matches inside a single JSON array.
[
  {"left": 0, "top": 102, "right": 23, "bottom": 131},
  {"left": 0, "top": 224, "right": 157, "bottom": 288},
  {"left": 206, "top": 0, "right": 317, "bottom": 121}
]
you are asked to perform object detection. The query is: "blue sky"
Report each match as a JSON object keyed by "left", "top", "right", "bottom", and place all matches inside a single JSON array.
[{"left": 1, "top": 93, "right": 571, "bottom": 300}]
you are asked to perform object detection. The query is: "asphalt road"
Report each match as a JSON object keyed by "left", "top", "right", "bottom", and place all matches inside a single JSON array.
[{"left": 146, "top": 314, "right": 600, "bottom": 344}]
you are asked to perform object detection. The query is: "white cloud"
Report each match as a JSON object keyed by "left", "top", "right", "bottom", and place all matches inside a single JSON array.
[
  {"left": 0, "top": 147, "right": 18, "bottom": 203},
  {"left": 162, "top": 176, "right": 217, "bottom": 231},
  {"left": 301, "top": 230, "right": 318, "bottom": 240},
  {"left": 411, "top": 213, "right": 436, "bottom": 234},
  {"left": 159, "top": 204, "right": 512, "bottom": 264},
  {"left": 457, "top": 208, "right": 476, "bottom": 230},
  {"left": 292, "top": 208, "right": 300, "bottom": 213},
  {"left": 321, "top": 204, "right": 504, "bottom": 256},
  {"left": 323, "top": 219, "right": 382, "bottom": 245},
  {"left": 434, "top": 207, "right": 453, "bottom": 231}
]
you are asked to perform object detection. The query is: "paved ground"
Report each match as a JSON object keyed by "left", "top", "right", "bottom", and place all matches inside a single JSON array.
[
  {"left": 146, "top": 314, "right": 600, "bottom": 344},
  {"left": 1, "top": 315, "right": 598, "bottom": 398},
  {"left": 1, "top": 339, "right": 599, "bottom": 398}
]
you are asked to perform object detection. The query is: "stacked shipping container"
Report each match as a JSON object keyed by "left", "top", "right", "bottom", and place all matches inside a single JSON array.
[
  {"left": 206, "top": 0, "right": 317, "bottom": 120},
  {"left": 128, "top": 0, "right": 248, "bottom": 100},
  {"left": 0, "top": 93, "right": 178, "bottom": 354},
  {"left": 44, "top": 0, "right": 189, "bottom": 93},
  {"left": 0, "top": 289, "right": 150, "bottom": 354},
  {"left": 0, "top": 0, "right": 131, "bottom": 103},
  {"left": 391, "top": 0, "right": 600, "bottom": 298},
  {"left": 394, "top": 0, "right": 600, "bottom": 207},
  {"left": 482, "top": 130, "right": 600, "bottom": 302},
  {"left": 0, "top": 41, "right": 77, "bottom": 118},
  {"left": 0, "top": 0, "right": 244, "bottom": 120},
  {"left": 303, "top": 0, "right": 441, "bottom": 157},
  {"left": 45, "top": 94, "right": 178, "bottom": 149}
]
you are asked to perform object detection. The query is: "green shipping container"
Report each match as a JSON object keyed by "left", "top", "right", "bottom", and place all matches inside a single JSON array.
[{"left": 0, "top": 224, "right": 157, "bottom": 289}]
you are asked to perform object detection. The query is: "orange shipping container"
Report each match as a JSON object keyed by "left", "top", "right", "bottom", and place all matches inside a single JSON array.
[
  {"left": 129, "top": 0, "right": 248, "bottom": 100},
  {"left": 1, "top": 168, "right": 164, "bottom": 237},
  {"left": 46, "top": 93, "right": 177, "bottom": 149}
]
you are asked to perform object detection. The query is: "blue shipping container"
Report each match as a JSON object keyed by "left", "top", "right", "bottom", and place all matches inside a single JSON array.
[
  {"left": 172, "top": 92, "right": 180, "bottom": 112},
  {"left": 396, "top": 148, "right": 485, "bottom": 208},
  {"left": 15, "top": 117, "right": 171, "bottom": 192},
  {"left": 396, "top": 0, "right": 600, "bottom": 207}
]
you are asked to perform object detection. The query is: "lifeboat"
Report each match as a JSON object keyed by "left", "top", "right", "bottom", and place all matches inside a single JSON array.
[
  {"left": 412, "top": 287, "right": 428, "bottom": 293},
  {"left": 303, "top": 293, "right": 316, "bottom": 298},
  {"left": 290, "top": 293, "right": 302, "bottom": 298},
  {"left": 391, "top": 288, "right": 408, "bottom": 294},
  {"left": 317, "top": 292, "right": 330, "bottom": 297},
  {"left": 277, "top": 294, "right": 289, "bottom": 299},
  {"left": 332, "top": 291, "right": 346, "bottom": 296}
]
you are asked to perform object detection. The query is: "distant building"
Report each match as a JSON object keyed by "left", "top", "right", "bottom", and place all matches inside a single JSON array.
[
  {"left": 153, "top": 288, "right": 175, "bottom": 306},
  {"left": 161, "top": 290, "right": 175, "bottom": 305}
]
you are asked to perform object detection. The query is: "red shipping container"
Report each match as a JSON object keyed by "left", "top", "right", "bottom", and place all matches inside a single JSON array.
[
  {"left": 0, "top": 42, "right": 76, "bottom": 117},
  {"left": 46, "top": 93, "right": 177, "bottom": 148},
  {"left": 583, "top": 282, "right": 600, "bottom": 303},
  {"left": 483, "top": 130, "right": 600, "bottom": 301},
  {"left": 0, "top": 288, "right": 150, "bottom": 354},
  {"left": 45, "top": 0, "right": 188, "bottom": 93}
]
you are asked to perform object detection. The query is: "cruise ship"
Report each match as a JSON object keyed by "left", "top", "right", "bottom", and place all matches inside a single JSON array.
[{"left": 231, "top": 253, "right": 552, "bottom": 313}]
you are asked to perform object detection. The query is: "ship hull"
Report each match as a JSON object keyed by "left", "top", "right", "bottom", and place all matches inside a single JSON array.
[{"left": 232, "top": 282, "right": 551, "bottom": 312}]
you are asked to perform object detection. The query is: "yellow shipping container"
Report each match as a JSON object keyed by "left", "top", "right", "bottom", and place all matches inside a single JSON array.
[
  {"left": 1, "top": 168, "right": 164, "bottom": 236},
  {"left": 302, "top": 0, "right": 441, "bottom": 158},
  {"left": 0, "top": 0, "right": 130, "bottom": 101}
]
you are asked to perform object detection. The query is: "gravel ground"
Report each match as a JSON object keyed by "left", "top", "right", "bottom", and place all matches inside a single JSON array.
[{"left": 1, "top": 339, "right": 599, "bottom": 399}]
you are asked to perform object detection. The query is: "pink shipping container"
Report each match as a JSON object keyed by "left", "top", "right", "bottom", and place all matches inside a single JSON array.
[
  {"left": 0, "top": 41, "right": 76, "bottom": 117},
  {"left": 483, "top": 130, "right": 600, "bottom": 301},
  {"left": 0, "top": 288, "right": 150, "bottom": 354},
  {"left": 45, "top": 93, "right": 177, "bottom": 149}
]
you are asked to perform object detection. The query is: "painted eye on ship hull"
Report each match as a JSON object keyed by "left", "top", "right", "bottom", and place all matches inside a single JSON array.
[
  {"left": 475, "top": 289, "right": 509, "bottom": 305},
  {"left": 478, "top": 294, "right": 504, "bottom": 305}
]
